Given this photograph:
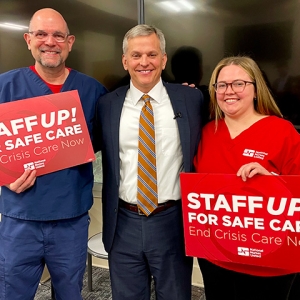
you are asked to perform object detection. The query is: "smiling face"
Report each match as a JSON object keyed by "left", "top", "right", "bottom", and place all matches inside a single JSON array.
[
  {"left": 216, "top": 65, "right": 256, "bottom": 120},
  {"left": 122, "top": 33, "right": 167, "bottom": 93},
  {"left": 24, "top": 8, "right": 75, "bottom": 72}
]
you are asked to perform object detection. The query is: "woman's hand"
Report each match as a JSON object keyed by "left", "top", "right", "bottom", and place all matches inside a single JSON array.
[
  {"left": 237, "top": 162, "right": 271, "bottom": 182},
  {"left": 5, "top": 169, "right": 37, "bottom": 193}
]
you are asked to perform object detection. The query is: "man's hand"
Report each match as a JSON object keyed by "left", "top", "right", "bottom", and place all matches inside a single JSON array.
[
  {"left": 5, "top": 169, "right": 37, "bottom": 193},
  {"left": 182, "top": 82, "right": 196, "bottom": 88},
  {"left": 237, "top": 162, "right": 271, "bottom": 182}
]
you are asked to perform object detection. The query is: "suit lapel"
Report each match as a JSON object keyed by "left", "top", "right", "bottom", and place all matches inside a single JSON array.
[
  {"left": 164, "top": 83, "right": 191, "bottom": 172},
  {"left": 110, "top": 86, "right": 129, "bottom": 184}
]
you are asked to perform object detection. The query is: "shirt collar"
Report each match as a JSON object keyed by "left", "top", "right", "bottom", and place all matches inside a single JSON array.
[{"left": 129, "top": 79, "right": 164, "bottom": 106}]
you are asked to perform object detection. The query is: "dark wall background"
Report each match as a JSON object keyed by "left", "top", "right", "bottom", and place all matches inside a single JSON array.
[
  {"left": 1, "top": 0, "right": 300, "bottom": 127},
  {"left": 145, "top": 0, "right": 300, "bottom": 127}
]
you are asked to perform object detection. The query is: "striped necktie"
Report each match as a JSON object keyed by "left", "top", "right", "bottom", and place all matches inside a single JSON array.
[{"left": 137, "top": 94, "right": 158, "bottom": 216}]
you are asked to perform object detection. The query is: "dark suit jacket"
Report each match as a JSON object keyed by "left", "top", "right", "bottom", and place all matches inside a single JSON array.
[{"left": 94, "top": 82, "right": 203, "bottom": 252}]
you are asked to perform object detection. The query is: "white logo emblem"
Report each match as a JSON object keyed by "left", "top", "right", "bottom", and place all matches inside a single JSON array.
[
  {"left": 243, "top": 149, "right": 268, "bottom": 160},
  {"left": 238, "top": 247, "right": 263, "bottom": 258},
  {"left": 23, "top": 162, "right": 35, "bottom": 171},
  {"left": 243, "top": 149, "right": 255, "bottom": 157},
  {"left": 238, "top": 247, "right": 250, "bottom": 256}
]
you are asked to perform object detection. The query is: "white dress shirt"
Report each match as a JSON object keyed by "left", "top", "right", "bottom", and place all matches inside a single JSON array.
[{"left": 119, "top": 79, "right": 183, "bottom": 204}]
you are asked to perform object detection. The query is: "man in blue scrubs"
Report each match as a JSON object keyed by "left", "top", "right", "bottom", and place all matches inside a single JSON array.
[{"left": 0, "top": 8, "right": 107, "bottom": 300}]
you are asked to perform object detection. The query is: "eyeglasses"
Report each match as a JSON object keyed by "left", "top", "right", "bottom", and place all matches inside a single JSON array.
[
  {"left": 213, "top": 80, "right": 255, "bottom": 93},
  {"left": 28, "top": 31, "right": 70, "bottom": 43}
]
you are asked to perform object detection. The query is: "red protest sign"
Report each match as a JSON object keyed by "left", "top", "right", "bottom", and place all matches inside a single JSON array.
[
  {"left": 180, "top": 173, "right": 300, "bottom": 276},
  {"left": 0, "top": 90, "right": 95, "bottom": 186}
]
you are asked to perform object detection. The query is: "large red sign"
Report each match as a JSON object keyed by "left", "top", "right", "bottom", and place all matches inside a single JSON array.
[
  {"left": 0, "top": 90, "right": 95, "bottom": 186},
  {"left": 180, "top": 173, "right": 300, "bottom": 275}
]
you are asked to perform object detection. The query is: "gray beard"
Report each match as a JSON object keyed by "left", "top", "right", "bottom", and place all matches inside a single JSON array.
[{"left": 38, "top": 57, "right": 64, "bottom": 68}]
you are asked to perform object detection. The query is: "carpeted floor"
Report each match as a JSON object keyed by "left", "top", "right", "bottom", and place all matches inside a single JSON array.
[{"left": 34, "top": 266, "right": 205, "bottom": 300}]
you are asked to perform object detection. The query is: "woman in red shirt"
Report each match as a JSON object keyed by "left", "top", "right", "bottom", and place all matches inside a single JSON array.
[{"left": 194, "top": 56, "right": 300, "bottom": 300}]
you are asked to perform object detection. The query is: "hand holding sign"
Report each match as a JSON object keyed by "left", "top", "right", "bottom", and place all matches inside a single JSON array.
[
  {"left": 237, "top": 162, "right": 272, "bottom": 181},
  {"left": 6, "top": 169, "right": 37, "bottom": 193}
]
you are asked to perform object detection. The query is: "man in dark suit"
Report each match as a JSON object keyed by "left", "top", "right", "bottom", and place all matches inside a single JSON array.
[{"left": 95, "top": 24, "right": 203, "bottom": 300}]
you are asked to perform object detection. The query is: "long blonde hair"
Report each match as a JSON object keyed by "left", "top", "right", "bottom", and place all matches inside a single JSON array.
[{"left": 209, "top": 56, "right": 282, "bottom": 122}]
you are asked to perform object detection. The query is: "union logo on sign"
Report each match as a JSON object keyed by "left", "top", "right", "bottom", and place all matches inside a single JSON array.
[{"left": 237, "top": 247, "right": 250, "bottom": 256}]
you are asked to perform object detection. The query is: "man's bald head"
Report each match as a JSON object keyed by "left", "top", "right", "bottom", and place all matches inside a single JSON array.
[{"left": 29, "top": 8, "right": 69, "bottom": 34}]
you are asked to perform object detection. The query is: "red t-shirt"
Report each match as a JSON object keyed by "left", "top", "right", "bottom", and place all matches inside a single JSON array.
[
  {"left": 195, "top": 116, "right": 300, "bottom": 175},
  {"left": 194, "top": 116, "right": 300, "bottom": 276}
]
